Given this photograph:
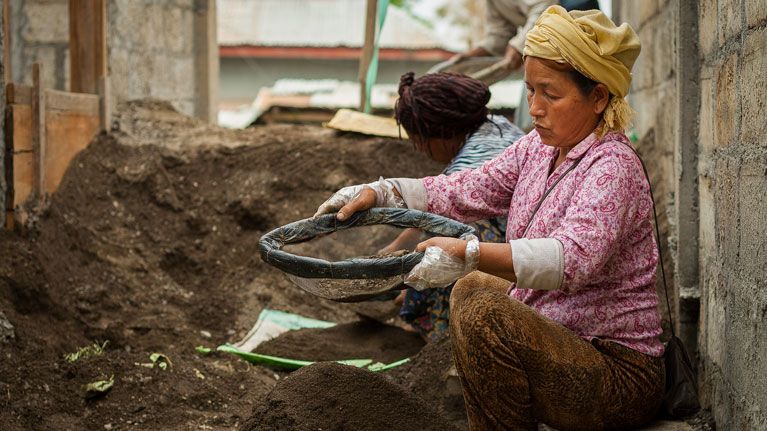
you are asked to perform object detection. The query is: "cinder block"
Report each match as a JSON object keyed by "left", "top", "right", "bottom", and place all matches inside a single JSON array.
[
  {"left": 653, "top": 11, "right": 675, "bottom": 84},
  {"left": 632, "top": 28, "right": 655, "bottom": 90},
  {"left": 745, "top": 0, "right": 767, "bottom": 29},
  {"left": 639, "top": 0, "right": 659, "bottom": 27},
  {"left": 714, "top": 53, "right": 738, "bottom": 148},
  {"left": 737, "top": 159, "right": 767, "bottom": 282},
  {"left": 739, "top": 27, "right": 767, "bottom": 147},
  {"left": 698, "top": 0, "right": 718, "bottom": 59},
  {"left": 714, "top": 156, "right": 739, "bottom": 270},
  {"left": 718, "top": 1, "right": 741, "bottom": 46},
  {"left": 22, "top": 2, "right": 68, "bottom": 44},
  {"left": 147, "top": 3, "right": 167, "bottom": 51},
  {"left": 698, "top": 72, "right": 715, "bottom": 156}
]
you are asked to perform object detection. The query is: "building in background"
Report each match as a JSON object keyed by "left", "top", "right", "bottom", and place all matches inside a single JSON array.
[{"left": 217, "top": 0, "right": 455, "bottom": 118}]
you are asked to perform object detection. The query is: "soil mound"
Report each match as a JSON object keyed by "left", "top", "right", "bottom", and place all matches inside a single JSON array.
[
  {"left": 0, "top": 100, "right": 442, "bottom": 430},
  {"left": 388, "top": 336, "right": 468, "bottom": 428},
  {"left": 254, "top": 319, "right": 425, "bottom": 363},
  {"left": 242, "top": 362, "right": 460, "bottom": 431}
]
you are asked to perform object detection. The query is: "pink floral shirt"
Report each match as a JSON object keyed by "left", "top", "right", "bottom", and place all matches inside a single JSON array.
[{"left": 423, "top": 130, "right": 664, "bottom": 356}]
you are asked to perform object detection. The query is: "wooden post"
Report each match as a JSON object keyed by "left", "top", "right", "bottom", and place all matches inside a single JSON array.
[
  {"left": 31, "top": 63, "right": 45, "bottom": 198},
  {"left": 69, "top": 0, "right": 107, "bottom": 95},
  {"left": 98, "top": 75, "right": 110, "bottom": 132},
  {"left": 194, "top": 0, "right": 218, "bottom": 123},
  {"left": 358, "top": 0, "right": 377, "bottom": 112}
]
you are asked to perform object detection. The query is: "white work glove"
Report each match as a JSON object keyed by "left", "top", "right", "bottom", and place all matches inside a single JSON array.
[
  {"left": 404, "top": 233, "right": 480, "bottom": 291},
  {"left": 313, "top": 177, "right": 405, "bottom": 218}
]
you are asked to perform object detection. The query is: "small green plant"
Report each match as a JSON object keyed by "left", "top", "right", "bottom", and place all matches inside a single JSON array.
[{"left": 64, "top": 340, "right": 109, "bottom": 363}]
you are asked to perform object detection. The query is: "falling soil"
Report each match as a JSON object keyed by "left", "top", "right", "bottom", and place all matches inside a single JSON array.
[
  {"left": 254, "top": 319, "right": 425, "bottom": 363},
  {"left": 241, "top": 362, "right": 460, "bottom": 431},
  {"left": 0, "top": 100, "right": 445, "bottom": 430}
]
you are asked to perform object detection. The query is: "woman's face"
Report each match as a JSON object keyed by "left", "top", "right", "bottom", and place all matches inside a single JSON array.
[{"left": 524, "top": 57, "right": 609, "bottom": 149}]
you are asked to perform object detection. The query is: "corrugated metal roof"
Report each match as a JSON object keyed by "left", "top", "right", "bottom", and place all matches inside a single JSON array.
[{"left": 218, "top": 0, "right": 446, "bottom": 50}]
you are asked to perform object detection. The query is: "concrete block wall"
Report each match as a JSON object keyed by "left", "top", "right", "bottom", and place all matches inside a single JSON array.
[
  {"left": 696, "top": 0, "right": 767, "bottom": 428},
  {"left": 9, "top": 0, "right": 213, "bottom": 118},
  {"left": 615, "top": 0, "right": 767, "bottom": 428}
]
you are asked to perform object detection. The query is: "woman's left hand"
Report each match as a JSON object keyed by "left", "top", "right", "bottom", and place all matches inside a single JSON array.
[{"left": 414, "top": 236, "right": 467, "bottom": 260}]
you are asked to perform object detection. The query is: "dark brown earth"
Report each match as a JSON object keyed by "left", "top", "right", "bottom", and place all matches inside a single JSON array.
[
  {"left": 254, "top": 318, "right": 425, "bottom": 363},
  {"left": 0, "top": 100, "right": 449, "bottom": 430},
  {"left": 240, "top": 362, "right": 460, "bottom": 431}
]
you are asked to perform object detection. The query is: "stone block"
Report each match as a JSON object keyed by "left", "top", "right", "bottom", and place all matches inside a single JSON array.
[
  {"left": 714, "top": 156, "right": 739, "bottom": 270},
  {"left": 639, "top": 0, "right": 659, "bottom": 27},
  {"left": 632, "top": 28, "right": 655, "bottom": 91},
  {"left": 714, "top": 53, "right": 737, "bottom": 148},
  {"left": 745, "top": 0, "right": 767, "bottom": 29},
  {"left": 718, "top": 0, "right": 741, "bottom": 47},
  {"left": 22, "top": 1, "right": 68, "bottom": 44},
  {"left": 146, "top": 3, "right": 167, "bottom": 51},
  {"left": 698, "top": 72, "right": 715, "bottom": 157},
  {"left": 698, "top": 0, "right": 718, "bottom": 59},
  {"left": 165, "top": 7, "right": 187, "bottom": 53},
  {"left": 653, "top": 11, "right": 675, "bottom": 85},
  {"left": 737, "top": 159, "right": 767, "bottom": 282},
  {"left": 739, "top": 27, "right": 767, "bottom": 147}
]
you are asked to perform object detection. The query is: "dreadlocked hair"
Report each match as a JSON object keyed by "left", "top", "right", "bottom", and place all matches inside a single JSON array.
[{"left": 394, "top": 72, "right": 491, "bottom": 148}]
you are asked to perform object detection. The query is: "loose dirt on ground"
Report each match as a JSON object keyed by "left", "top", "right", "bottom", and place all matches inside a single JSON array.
[{"left": 0, "top": 100, "right": 454, "bottom": 430}]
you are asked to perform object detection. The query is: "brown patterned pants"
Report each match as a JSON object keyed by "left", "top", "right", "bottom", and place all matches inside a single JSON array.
[{"left": 449, "top": 272, "right": 665, "bottom": 431}]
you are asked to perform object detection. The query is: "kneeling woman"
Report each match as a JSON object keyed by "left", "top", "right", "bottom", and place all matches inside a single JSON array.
[{"left": 316, "top": 6, "right": 664, "bottom": 430}]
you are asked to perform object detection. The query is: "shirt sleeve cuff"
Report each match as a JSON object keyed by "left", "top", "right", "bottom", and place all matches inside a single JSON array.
[
  {"left": 510, "top": 238, "right": 564, "bottom": 290},
  {"left": 388, "top": 178, "right": 427, "bottom": 211}
]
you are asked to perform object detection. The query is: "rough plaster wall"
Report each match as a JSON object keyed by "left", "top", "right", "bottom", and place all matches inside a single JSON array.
[
  {"left": 10, "top": 0, "right": 202, "bottom": 117},
  {"left": 612, "top": 0, "right": 679, "bottom": 333},
  {"left": 696, "top": 0, "right": 767, "bottom": 428}
]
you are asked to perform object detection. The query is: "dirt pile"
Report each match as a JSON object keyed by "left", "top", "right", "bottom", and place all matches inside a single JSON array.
[
  {"left": 241, "top": 362, "right": 460, "bottom": 431},
  {"left": 388, "top": 336, "right": 468, "bottom": 429},
  {"left": 0, "top": 100, "right": 443, "bottom": 430},
  {"left": 254, "top": 318, "right": 425, "bottom": 363}
]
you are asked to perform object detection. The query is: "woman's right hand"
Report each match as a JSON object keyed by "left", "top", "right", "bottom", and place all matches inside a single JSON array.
[{"left": 313, "top": 186, "right": 377, "bottom": 221}]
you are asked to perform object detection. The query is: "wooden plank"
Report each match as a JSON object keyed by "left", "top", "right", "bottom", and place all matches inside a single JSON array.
[
  {"left": 11, "top": 151, "right": 33, "bottom": 207},
  {"left": 324, "top": 108, "right": 407, "bottom": 139},
  {"left": 44, "top": 88, "right": 99, "bottom": 114},
  {"left": 10, "top": 104, "right": 33, "bottom": 152},
  {"left": 43, "top": 109, "right": 99, "bottom": 194},
  {"left": 358, "top": 0, "right": 377, "bottom": 112},
  {"left": 69, "top": 0, "right": 106, "bottom": 94},
  {"left": 6, "top": 83, "right": 33, "bottom": 105}
]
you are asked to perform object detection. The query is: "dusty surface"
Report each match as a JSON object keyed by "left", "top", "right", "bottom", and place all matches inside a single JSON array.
[
  {"left": 241, "top": 362, "right": 460, "bottom": 431},
  {"left": 0, "top": 100, "right": 445, "bottom": 430}
]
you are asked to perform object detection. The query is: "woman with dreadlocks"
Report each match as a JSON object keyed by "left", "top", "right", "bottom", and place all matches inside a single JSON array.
[{"left": 384, "top": 71, "right": 524, "bottom": 340}]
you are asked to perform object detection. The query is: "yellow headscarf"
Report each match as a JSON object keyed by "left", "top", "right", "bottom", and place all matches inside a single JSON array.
[{"left": 523, "top": 5, "right": 641, "bottom": 136}]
